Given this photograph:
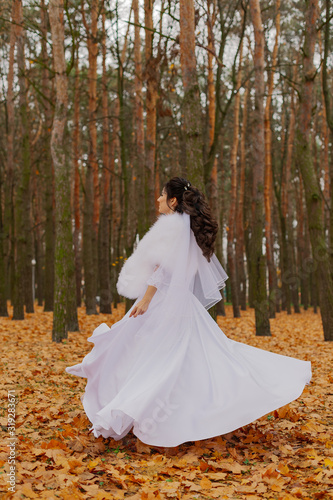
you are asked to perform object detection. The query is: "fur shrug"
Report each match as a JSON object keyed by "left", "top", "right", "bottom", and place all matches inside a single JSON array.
[{"left": 116, "top": 212, "right": 185, "bottom": 299}]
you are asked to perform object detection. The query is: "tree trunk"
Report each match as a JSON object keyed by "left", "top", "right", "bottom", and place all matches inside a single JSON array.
[
  {"left": 2, "top": 0, "right": 18, "bottom": 316},
  {"left": 280, "top": 60, "right": 299, "bottom": 315},
  {"left": 227, "top": 38, "right": 243, "bottom": 318},
  {"left": 134, "top": 0, "right": 146, "bottom": 237},
  {"left": 0, "top": 169, "right": 7, "bottom": 316},
  {"left": 111, "top": 97, "right": 123, "bottom": 309},
  {"left": 98, "top": 3, "right": 112, "bottom": 314},
  {"left": 49, "top": 0, "right": 77, "bottom": 341},
  {"left": 236, "top": 76, "right": 249, "bottom": 311},
  {"left": 318, "top": 33, "right": 330, "bottom": 233},
  {"left": 207, "top": 0, "right": 218, "bottom": 214},
  {"left": 144, "top": 0, "right": 158, "bottom": 225},
  {"left": 249, "top": 0, "right": 271, "bottom": 336},
  {"left": 82, "top": 0, "right": 99, "bottom": 315},
  {"left": 73, "top": 46, "right": 82, "bottom": 308},
  {"left": 264, "top": 0, "right": 280, "bottom": 318},
  {"left": 207, "top": 1, "right": 221, "bottom": 320},
  {"left": 13, "top": 0, "right": 34, "bottom": 319},
  {"left": 322, "top": 0, "right": 333, "bottom": 269},
  {"left": 295, "top": 0, "right": 333, "bottom": 341},
  {"left": 179, "top": 0, "right": 204, "bottom": 191},
  {"left": 41, "top": 0, "right": 55, "bottom": 312},
  {"left": 216, "top": 141, "right": 226, "bottom": 317}
]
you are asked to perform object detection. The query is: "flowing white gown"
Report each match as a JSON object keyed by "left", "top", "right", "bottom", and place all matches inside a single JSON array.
[{"left": 66, "top": 212, "right": 311, "bottom": 447}]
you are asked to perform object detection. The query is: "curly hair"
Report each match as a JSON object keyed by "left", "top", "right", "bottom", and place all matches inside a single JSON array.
[{"left": 163, "top": 177, "right": 218, "bottom": 262}]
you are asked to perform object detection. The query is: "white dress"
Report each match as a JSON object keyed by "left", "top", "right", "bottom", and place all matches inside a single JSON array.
[{"left": 66, "top": 212, "right": 311, "bottom": 447}]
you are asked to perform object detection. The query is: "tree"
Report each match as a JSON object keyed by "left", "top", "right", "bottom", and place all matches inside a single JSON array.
[
  {"left": 249, "top": 0, "right": 271, "bottom": 336},
  {"left": 82, "top": 0, "right": 100, "bottom": 315},
  {"left": 98, "top": 2, "right": 111, "bottom": 314},
  {"left": 13, "top": 0, "right": 34, "bottom": 319},
  {"left": 144, "top": 0, "right": 159, "bottom": 223},
  {"left": 264, "top": 0, "right": 280, "bottom": 318},
  {"left": 295, "top": 0, "right": 333, "bottom": 341},
  {"left": 227, "top": 37, "right": 243, "bottom": 318},
  {"left": 134, "top": 0, "right": 146, "bottom": 236},
  {"left": 49, "top": 0, "right": 78, "bottom": 342}
]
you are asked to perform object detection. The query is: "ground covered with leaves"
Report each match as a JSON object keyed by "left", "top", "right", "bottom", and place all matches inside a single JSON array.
[{"left": 0, "top": 304, "right": 332, "bottom": 500}]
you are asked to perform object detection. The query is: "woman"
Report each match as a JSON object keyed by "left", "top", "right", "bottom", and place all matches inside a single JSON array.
[{"left": 66, "top": 177, "right": 311, "bottom": 447}]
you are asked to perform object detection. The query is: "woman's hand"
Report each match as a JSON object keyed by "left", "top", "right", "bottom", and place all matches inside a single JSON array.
[
  {"left": 129, "top": 285, "right": 157, "bottom": 318},
  {"left": 129, "top": 298, "right": 151, "bottom": 318}
]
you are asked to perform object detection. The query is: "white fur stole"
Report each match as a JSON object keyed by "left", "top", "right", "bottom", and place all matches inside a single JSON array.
[{"left": 116, "top": 212, "right": 185, "bottom": 299}]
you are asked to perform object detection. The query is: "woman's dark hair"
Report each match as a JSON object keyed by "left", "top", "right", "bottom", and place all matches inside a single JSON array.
[{"left": 163, "top": 177, "right": 218, "bottom": 262}]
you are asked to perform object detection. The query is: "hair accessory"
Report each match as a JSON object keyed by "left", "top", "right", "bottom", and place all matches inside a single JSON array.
[
  {"left": 184, "top": 186, "right": 187, "bottom": 190},
  {"left": 184, "top": 182, "right": 191, "bottom": 191}
]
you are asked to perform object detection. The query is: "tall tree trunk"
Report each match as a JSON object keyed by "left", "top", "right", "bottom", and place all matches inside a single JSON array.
[
  {"left": 134, "top": 0, "right": 146, "bottom": 237},
  {"left": 236, "top": 76, "right": 249, "bottom": 311},
  {"left": 207, "top": 1, "right": 221, "bottom": 320},
  {"left": 318, "top": 33, "right": 330, "bottom": 233},
  {"left": 110, "top": 106, "right": 120, "bottom": 307},
  {"left": 144, "top": 0, "right": 158, "bottom": 225},
  {"left": 279, "top": 61, "right": 298, "bottom": 315},
  {"left": 264, "top": 0, "right": 280, "bottom": 318},
  {"left": 216, "top": 140, "right": 226, "bottom": 316},
  {"left": 0, "top": 168, "right": 7, "bottom": 316},
  {"left": 227, "top": 38, "right": 243, "bottom": 318},
  {"left": 98, "top": 3, "right": 112, "bottom": 314},
  {"left": 207, "top": 0, "right": 218, "bottom": 214},
  {"left": 295, "top": 0, "right": 333, "bottom": 341},
  {"left": 179, "top": 0, "right": 204, "bottom": 191},
  {"left": 249, "top": 0, "right": 271, "bottom": 336},
  {"left": 73, "top": 46, "right": 82, "bottom": 308},
  {"left": 13, "top": 0, "right": 34, "bottom": 319},
  {"left": 41, "top": 0, "right": 55, "bottom": 312},
  {"left": 2, "top": 0, "right": 18, "bottom": 316},
  {"left": 82, "top": 0, "right": 99, "bottom": 314},
  {"left": 49, "top": 0, "right": 78, "bottom": 341},
  {"left": 322, "top": 0, "right": 333, "bottom": 268}
]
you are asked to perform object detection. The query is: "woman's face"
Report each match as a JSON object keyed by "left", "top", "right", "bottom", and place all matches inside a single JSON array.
[{"left": 157, "top": 189, "right": 177, "bottom": 214}]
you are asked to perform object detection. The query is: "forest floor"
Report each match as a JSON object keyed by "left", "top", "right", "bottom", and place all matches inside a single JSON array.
[{"left": 0, "top": 303, "right": 332, "bottom": 500}]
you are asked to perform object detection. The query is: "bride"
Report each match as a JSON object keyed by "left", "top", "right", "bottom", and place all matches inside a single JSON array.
[{"left": 66, "top": 176, "right": 311, "bottom": 447}]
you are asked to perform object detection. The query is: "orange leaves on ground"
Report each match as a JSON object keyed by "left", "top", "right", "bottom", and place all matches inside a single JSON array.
[{"left": 0, "top": 304, "right": 332, "bottom": 499}]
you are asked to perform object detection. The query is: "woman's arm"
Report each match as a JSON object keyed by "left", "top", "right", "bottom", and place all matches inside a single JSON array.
[{"left": 129, "top": 285, "right": 157, "bottom": 318}]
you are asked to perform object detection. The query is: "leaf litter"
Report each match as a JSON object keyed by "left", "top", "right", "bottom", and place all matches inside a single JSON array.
[{"left": 0, "top": 304, "right": 332, "bottom": 499}]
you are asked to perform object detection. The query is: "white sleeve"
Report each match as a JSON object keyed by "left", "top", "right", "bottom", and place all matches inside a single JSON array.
[{"left": 146, "top": 266, "right": 170, "bottom": 291}]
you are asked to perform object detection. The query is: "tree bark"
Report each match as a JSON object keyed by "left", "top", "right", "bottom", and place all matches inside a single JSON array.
[
  {"left": 264, "top": 0, "right": 280, "bottom": 318},
  {"left": 179, "top": 0, "right": 204, "bottom": 191},
  {"left": 144, "top": 0, "right": 158, "bottom": 224},
  {"left": 227, "top": 38, "right": 243, "bottom": 318},
  {"left": 13, "top": 0, "right": 34, "bottom": 319},
  {"left": 134, "top": 0, "right": 146, "bottom": 237},
  {"left": 2, "top": 0, "right": 18, "bottom": 317},
  {"left": 249, "top": 0, "right": 271, "bottom": 336},
  {"left": 73, "top": 45, "right": 82, "bottom": 308},
  {"left": 82, "top": 0, "right": 99, "bottom": 314},
  {"left": 295, "top": 0, "right": 333, "bottom": 341},
  {"left": 98, "top": 3, "right": 112, "bottom": 314},
  {"left": 49, "top": 0, "right": 78, "bottom": 341},
  {"left": 41, "top": 0, "right": 55, "bottom": 312},
  {"left": 236, "top": 76, "right": 250, "bottom": 311},
  {"left": 322, "top": 0, "right": 333, "bottom": 268}
]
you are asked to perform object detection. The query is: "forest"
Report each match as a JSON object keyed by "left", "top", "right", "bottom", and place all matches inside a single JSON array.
[{"left": 0, "top": 0, "right": 333, "bottom": 342}]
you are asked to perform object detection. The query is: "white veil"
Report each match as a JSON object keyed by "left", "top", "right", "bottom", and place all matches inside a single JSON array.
[{"left": 117, "top": 212, "right": 228, "bottom": 311}]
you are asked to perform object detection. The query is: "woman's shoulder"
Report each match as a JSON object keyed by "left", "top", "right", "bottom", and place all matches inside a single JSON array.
[
  {"left": 137, "top": 212, "right": 185, "bottom": 251},
  {"left": 153, "top": 211, "right": 184, "bottom": 229}
]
